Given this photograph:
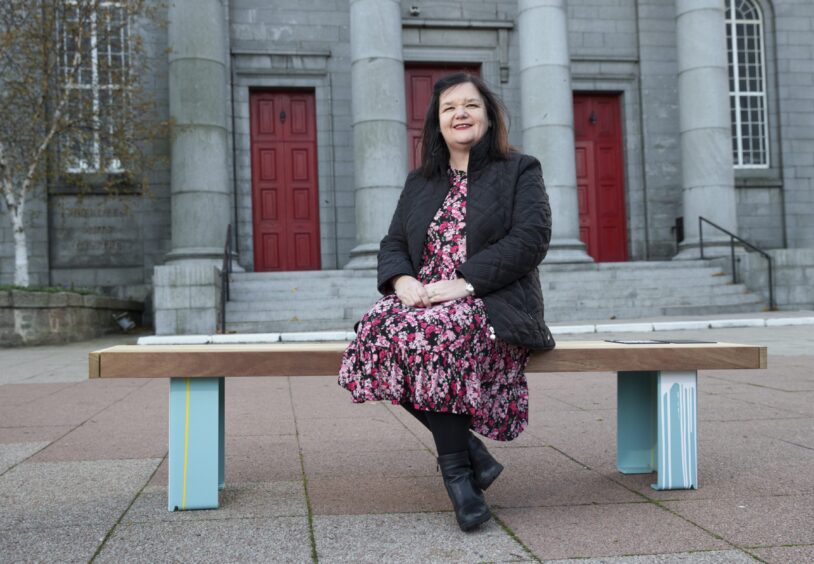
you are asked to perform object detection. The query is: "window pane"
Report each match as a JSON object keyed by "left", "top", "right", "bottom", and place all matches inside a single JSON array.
[
  {"left": 728, "top": 0, "right": 768, "bottom": 167},
  {"left": 60, "top": 2, "right": 129, "bottom": 173}
]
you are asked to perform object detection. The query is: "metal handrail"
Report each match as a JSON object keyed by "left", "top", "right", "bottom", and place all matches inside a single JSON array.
[
  {"left": 220, "top": 224, "right": 233, "bottom": 333},
  {"left": 698, "top": 216, "right": 774, "bottom": 310}
]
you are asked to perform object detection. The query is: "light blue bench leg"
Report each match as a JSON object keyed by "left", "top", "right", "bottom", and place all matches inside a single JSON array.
[
  {"left": 168, "top": 377, "right": 224, "bottom": 511},
  {"left": 617, "top": 370, "right": 698, "bottom": 490},
  {"left": 617, "top": 371, "right": 657, "bottom": 474}
]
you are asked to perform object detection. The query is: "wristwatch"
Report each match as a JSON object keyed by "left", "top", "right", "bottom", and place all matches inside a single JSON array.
[{"left": 464, "top": 280, "right": 475, "bottom": 296}]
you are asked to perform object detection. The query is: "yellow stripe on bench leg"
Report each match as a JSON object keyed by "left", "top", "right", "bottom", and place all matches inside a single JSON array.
[
  {"left": 168, "top": 377, "right": 221, "bottom": 511},
  {"left": 182, "top": 378, "right": 190, "bottom": 509}
]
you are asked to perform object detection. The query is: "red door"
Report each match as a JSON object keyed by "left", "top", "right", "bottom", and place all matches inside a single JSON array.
[
  {"left": 405, "top": 64, "right": 481, "bottom": 170},
  {"left": 250, "top": 90, "right": 320, "bottom": 271},
  {"left": 573, "top": 93, "right": 628, "bottom": 262}
]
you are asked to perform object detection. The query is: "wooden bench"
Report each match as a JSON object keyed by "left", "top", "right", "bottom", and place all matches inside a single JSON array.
[{"left": 89, "top": 340, "right": 766, "bottom": 511}]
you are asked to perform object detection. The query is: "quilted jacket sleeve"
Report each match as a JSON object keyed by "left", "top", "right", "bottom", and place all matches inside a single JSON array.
[
  {"left": 376, "top": 176, "right": 418, "bottom": 295},
  {"left": 457, "top": 156, "right": 551, "bottom": 296}
]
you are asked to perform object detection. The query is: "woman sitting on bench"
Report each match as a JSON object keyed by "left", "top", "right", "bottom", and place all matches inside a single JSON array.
[{"left": 339, "top": 73, "right": 555, "bottom": 531}]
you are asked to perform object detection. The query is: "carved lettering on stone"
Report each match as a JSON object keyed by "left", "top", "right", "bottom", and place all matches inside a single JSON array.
[{"left": 50, "top": 196, "right": 142, "bottom": 268}]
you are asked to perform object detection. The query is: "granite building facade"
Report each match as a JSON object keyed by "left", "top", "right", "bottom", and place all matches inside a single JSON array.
[{"left": 1, "top": 0, "right": 812, "bottom": 330}]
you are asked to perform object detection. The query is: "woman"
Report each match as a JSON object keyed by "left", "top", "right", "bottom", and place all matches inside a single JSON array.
[{"left": 339, "top": 73, "right": 555, "bottom": 531}]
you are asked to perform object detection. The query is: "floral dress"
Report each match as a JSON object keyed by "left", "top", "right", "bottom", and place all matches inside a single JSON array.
[{"left": 338, "top": 169, "right": 530, "bottom": 441}]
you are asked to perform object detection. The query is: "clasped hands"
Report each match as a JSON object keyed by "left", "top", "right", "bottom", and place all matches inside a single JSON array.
[{"left": 392, "top": 275, "right": 470, "bottom": 308}]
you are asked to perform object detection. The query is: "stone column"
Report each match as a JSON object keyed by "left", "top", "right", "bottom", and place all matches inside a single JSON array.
[
  {"left": 518, "top": 0, "right": 591, "bottom": 263},
  {"left": 165, "top": 0, "right": 231, "bottom": 264},
  {"left": 345, "top": 0, "right": 408, "bottom": 269},
  {"left": 154, "top": 0, "right": 231, "bottom": 334},
  {"left": 674, "top": 0, "right": 737, "bottom": 258}
]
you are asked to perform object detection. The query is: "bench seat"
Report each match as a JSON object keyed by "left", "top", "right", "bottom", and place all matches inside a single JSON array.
[{"left": 89, "top": 340, "right": 766, "bottom": 510}]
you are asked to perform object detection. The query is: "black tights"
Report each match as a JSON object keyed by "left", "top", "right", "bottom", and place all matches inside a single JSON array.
[{"left": 402, "top": 403, "right": 471, "bottom": 456}]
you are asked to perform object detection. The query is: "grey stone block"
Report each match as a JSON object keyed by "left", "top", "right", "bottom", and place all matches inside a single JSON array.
[
  {"left": 154, "top": 309, "right": 177, "bottom": 335},
  {"left": 95, "top": 517, "right": 312, "bottom": 563},
  {"left": 176, "top": 308, "right": 217, "bottom": 334}
]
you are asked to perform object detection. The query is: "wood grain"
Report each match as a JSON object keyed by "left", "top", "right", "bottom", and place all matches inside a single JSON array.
[{"left": 89, "top": 341, "right": 767, "bottom": 379}]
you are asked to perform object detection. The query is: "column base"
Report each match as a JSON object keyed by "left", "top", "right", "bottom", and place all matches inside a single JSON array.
[
  {"left": 344, "top": 242, "right": 380, "bottom": 270},
  {"left": 164, "top": 247, "right": 225, "bottom": 265},
  {"left": 543, "top": 238, "right": 594, "bottom": 263}
]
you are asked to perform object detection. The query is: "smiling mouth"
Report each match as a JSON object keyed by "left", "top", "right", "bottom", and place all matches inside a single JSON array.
[{"left": 453, "top": 124, "right": 471, "bottom": 130}]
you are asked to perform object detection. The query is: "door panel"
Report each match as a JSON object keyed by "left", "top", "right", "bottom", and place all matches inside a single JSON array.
[
  {"left": 404, "top": 64, "right": 481, "bottom": 171},
  {"left": 573, "top": 93, "right": 628, "bottom": 262},
  {"left": 250, "top": 90, "right": 321, "bottom": 271}
]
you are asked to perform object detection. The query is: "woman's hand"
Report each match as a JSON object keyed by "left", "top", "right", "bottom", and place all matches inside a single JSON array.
[
  {"left": 393, "top": 275, "right": 432, "bottom": 308},
  {"left": 424, "top": 279, "right": 470, "bottom": 304}
]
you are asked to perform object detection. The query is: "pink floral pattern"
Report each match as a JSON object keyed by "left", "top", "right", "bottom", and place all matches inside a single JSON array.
[{"left": 338, "top": 169, "right": 530, "bottom": 441}]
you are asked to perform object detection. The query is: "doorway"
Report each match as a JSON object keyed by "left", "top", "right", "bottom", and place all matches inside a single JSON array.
[
  {"left": 573, "top": 93, "right": 628, "bottom": 262},
  {"left": 249, "top": 90, "right": 321, "bottom": 271}
]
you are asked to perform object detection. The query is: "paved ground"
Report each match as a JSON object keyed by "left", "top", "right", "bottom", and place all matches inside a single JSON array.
[{"left": 1, "top": 313, "right": 813, "bottom": 563}]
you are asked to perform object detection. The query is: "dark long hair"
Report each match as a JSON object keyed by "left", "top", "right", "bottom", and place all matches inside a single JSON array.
[{"left": 419, "top": 73, "right": 511, "bottom": 178}]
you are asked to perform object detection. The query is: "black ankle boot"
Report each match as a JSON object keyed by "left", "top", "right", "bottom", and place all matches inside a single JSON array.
[
  {"left": 437, "top": 451, "right": 491, "bottom": 531},
  {"left": 468, "top": 434, "right": 504, "bottom": 491}
]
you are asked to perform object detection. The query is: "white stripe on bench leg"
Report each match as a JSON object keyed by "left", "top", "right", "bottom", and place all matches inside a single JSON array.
[
  {"left": 218, "top": 377, "right": 225, "bottom": 491},
  {"left": 168, "top": 377, "right": 222, "bottom": 510},
  {"left": 653, "top": 370, "right": 698, "bottom": 490}
]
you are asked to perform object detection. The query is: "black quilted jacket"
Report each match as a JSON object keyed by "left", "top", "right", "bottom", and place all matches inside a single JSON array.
[{"left": 376, "top": 143, "right": 556, "bottom": 351}]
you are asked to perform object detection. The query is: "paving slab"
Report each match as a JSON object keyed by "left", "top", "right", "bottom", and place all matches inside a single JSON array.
[
  {"left": 122, "top": 482, "right": 307, "bottom": 523},
  {"left": 307, "top": 475, "right": 451, "bottom": 515},
  {"left": 0, "top": 425, "right": 73, "bottom": 444},
  {"left": 0, "top": 382, "right": 74, "bottom": 406},
  {"left": 0, "top": 458, "right": 160, "bottom": 530},
  {"left": 302, "top": 447, "right": 437, "bottom": 478},
  {"left": 295, "top": 415, "right": 426, "bottom": 453},
  {"left": 705, "top": 356, "right": 814, "bottom": 392},
  {"left": 94, "top": 516, "right": 312, "bottom": 563},
  {"left": 486, "top": 447, "right": 639, "bottom": 509},
  {"left": 0, "top": 523, "right": 110, "bottom": 563},
  {"left": 0, "top": 380, "right": 148, "bottom": 427},
  {"left": 664, "top": 495, "right": 814, "bottom": 547},
  {"left": 496, "top": 502, "right": 729, "bottom": 561},
  {"left": 0, "top": 441, "right": 49, "bottom": 473},
  {"left": 545, "top": 550, "right": 757, "bottom": 563},
  {"left": 29, "top": 382, "right": 167, "bottom": 462},
  {"left": 314, "top": 512, "right": 532, "bottom": 563},
  {"left": 750, "top": 545, "right": 814, "bottom": 563}
]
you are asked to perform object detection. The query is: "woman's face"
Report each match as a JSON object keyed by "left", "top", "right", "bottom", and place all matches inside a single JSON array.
[{"left": 438, "top": 81, "right": 489, "bottom": 154}]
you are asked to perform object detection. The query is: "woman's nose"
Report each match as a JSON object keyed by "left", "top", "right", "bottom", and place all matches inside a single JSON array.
[{"left": 454, "top": 105, "right": 468, "bottom": 117}]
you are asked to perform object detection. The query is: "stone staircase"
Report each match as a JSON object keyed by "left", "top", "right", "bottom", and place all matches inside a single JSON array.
[{"left": 223, "top": 260, "right": 767, "bottom": 333}]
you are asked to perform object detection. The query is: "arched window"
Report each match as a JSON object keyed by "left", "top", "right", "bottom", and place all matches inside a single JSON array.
[{"left": 726, "top": 0, "right": 768, "bottom": 168}]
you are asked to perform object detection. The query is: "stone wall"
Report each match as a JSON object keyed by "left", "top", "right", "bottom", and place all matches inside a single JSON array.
[
  {"left": 738, "top": 248, "right": 814, "bottom": 310},
  {"left": 0, "top": 291, "right": 143, "bottom": 346},
  {"left": 775, "top": 0, "right": 814, "bottom": 249},
  {"left": 152, "top": 264, "right": 222, "bottom": 335}
]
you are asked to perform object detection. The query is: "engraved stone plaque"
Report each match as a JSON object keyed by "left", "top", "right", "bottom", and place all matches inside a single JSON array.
[{"left": 50, "top": 196, "right": 143, "bottom": 268}]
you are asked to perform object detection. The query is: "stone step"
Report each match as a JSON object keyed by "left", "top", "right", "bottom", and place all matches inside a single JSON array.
[
  {"left": 225, "top": 300, "right": 768, "bottom": 334},
  {"left": 225, "top": 283, "right": 750, "bottom": 311},
  {"left": 226, "top": 284, "right": 754, "bottom": 317},
  {"left": 228, "top": 271, "right": 733, "bottom": 298},
  {"left": 222, "top": 260, "right": 768, "bottom": 333}
]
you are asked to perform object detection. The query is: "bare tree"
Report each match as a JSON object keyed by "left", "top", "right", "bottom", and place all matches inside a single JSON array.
[{"left": 0, "top": 0, "right": 165, "bottom": 286}]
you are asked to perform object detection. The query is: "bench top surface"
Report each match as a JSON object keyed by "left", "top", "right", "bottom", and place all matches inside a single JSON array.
[{"left": 89, "top": 341, "right": 767, "bottom": 379}]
